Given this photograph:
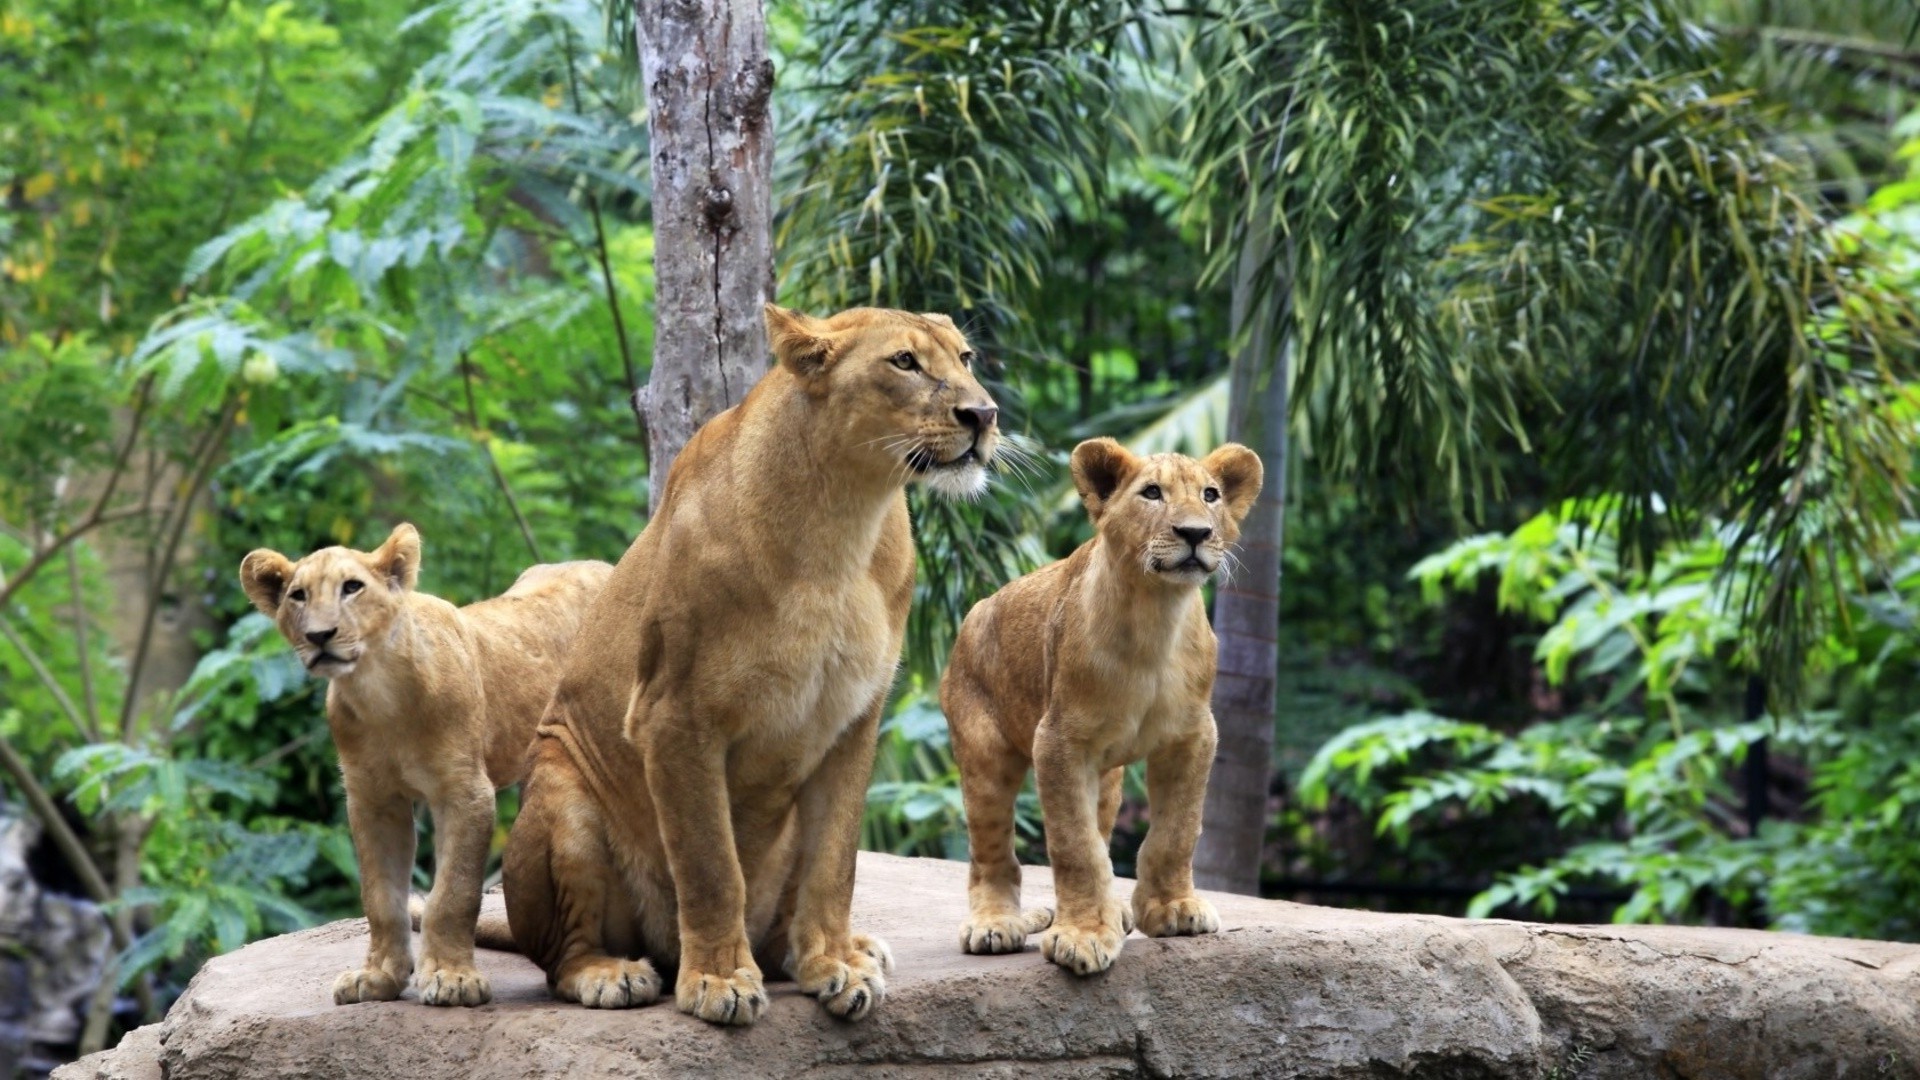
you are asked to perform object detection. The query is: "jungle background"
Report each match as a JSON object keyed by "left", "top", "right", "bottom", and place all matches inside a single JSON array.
[{"left": 6, "top": 0, "right": 1920, "bottom": 1068}]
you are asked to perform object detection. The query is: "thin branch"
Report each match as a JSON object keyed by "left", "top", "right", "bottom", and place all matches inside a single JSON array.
[
  {"left": 117, "top": 403, "right": 236, "bottom": 742},
  {"left": 65, "top": 544, "right": 101, "bottom": 731},
  {"left": 0, "top": 616, "right": 99, "bottom": 742},
  {"left": 552, "top": 15, "right": 649, "bottom": 447},
  {"left": 0, "top": 735, "right": 114, "bottom": 911},
  {"left": 460, "top": 352, "right": 544, "bottom": 563}
]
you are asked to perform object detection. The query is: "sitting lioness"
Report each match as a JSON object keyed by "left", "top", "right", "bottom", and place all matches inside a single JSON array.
[
  {"left": 941, "top": 438, "right": 1262, "bottom": 975},
  {"left": 501, "top": 304, "right": 1000, "bottom": 1026},
  {"left": 238, "top": 525, "right": 611, "bottom": 1006}
]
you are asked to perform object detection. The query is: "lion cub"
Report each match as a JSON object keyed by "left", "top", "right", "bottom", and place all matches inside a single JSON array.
[
  {"left": 239, "top": 525, "right": 610, "bottom": 1006},
  {"left": 941, "top": 438, "right": 1262, "bottom": 975}
]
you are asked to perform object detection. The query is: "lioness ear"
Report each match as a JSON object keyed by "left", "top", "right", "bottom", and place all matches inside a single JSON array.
[
  {"left": 1202, "top": 443, "right": 1264, "bottom": 522},
  {"left": 370, "top": 523, "right": 422, "bottom": 592},
  {"left": 764, "top": 303, "right": 832, "bottom": 376},
  {"left": 1071, "top": 438, "right": 1138, "bottom": 522},
  {"left": 238, "top": 549, "right": 295, "bottom": 615}
]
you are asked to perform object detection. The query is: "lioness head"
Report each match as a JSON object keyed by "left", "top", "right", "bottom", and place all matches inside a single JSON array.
[
  {"left": 238, "top": 524, "right": 422, "bottom": 678},
  {"left": 765, "top": 304, "right": 1000, "bottom": 498},
  {"left": 1070, "top": 439, "right": 1263, "bottom": 585}
]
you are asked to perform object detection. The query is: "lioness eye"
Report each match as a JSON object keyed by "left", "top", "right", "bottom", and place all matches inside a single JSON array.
[
  {"left": 342, "top": 579, "right": 365, "bottom": 596},
  {"left": 1141, "top": 484, "right": 1163, "bottom": 501},
  {"left": 889, "top": 351, "right": 918, "bottom": 371},
  {"left": 959, "top": 350, "right": 976, "bottom": 368},
  {"left": 1204, "top": 487, "right": 1220, "bottom": 503},
  {"left": 289, "top": 589, "right": 308, "bottom": 603}
]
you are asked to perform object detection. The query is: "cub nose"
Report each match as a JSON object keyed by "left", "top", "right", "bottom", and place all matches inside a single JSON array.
[
  {"left": 306, "top": 628, "right": 337, "bottom": 647},
  {"left": 1173, "top": 525, "right": 1213, "bottom": 548},
  {"left": 954, "top": 404, "right": 998, "bottom": 432}
]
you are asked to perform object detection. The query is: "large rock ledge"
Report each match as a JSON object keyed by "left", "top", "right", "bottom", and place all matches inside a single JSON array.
[{"left": 55, "top": 852, "right": 1920, "bottom": 1079}]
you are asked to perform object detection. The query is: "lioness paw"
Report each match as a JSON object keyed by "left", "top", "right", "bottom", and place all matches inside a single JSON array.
[
  {"left": 959, "top": 907, "right": 1053, "bottom": 955},
  {"left": 677, "top": 966, "right": 768, "bottom": 1027},
  {"left": 332, "top": 966, "right": 406, "bottom": 1005},
  {"left": 1039, "top": 919, "right": 1126, "bottom": 977},
  {"left": 417, "top": 963, "right": 492, "bottom": 1007},
  {"left": 792, "top": 936, "right": 892, "bottom": 1022},
  {"left": 560, "top": 958, "right": 661, "bottom": 1010},
  {"left": 1135, "top": 894, "right": 1220, "bottom": 938}
]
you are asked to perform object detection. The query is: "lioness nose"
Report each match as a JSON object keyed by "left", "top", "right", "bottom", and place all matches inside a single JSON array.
[
  {"left": 955, "top": 404, "right": 998, "bottom": 431},
  {"left": 306, "top": 628, "right": 337, "bottom": 646},
  {"left": 1173, "top": 525, "right": 1213, "bottom": 547}
]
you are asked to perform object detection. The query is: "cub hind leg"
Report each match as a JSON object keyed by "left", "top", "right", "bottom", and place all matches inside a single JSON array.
[
  {"left": 503, "top": 749, "right": 660, "bottom": 1009},
  {"left": 946, "top": 689, "right": 1050, "bottom": 954}
]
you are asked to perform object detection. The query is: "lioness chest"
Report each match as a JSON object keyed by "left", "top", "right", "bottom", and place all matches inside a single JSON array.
[{"left": 721, "top": 572, "right": 898, "bottom": 782}]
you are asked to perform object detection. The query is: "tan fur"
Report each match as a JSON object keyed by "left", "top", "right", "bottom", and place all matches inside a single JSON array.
[
  {"left": 502, "top": 305, "right": 999, "bottom": 1025},
  {"left": 941, "top": 438, "right": 1263, "bottom": 975},
  {"left": 238, "top": 526, "right": 611, "bottom": 1006}
]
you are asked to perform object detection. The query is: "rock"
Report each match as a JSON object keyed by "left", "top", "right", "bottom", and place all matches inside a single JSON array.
[
  {"left": 55, "top": 853, "right": 1920, "bottom": 1079},
  {"left": 0, "top": 813, "right": 110, "bottom": 1077}
]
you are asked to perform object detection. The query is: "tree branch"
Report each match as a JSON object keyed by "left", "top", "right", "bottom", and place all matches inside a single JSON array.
[
  {"left": 0, "top": 616, "right": 99, "bottom": 742},
  {"left": 0, "top": 735, "right": 114, "bottom": 913},
  {"left": 460, "top": 352, "right": 544, "bottom": 563},
  {"left": 65, "top": 544, "right": 102, "bottom": 732},
  {"left": 117, "top": 403, "right": 235, "bottom": 742}
]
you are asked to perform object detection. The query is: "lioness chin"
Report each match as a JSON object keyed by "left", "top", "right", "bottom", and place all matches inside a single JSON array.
[
  {"left": 941, "top": 437, "right": 1262, "bottom": 975},
  {"left": 239, "top": 525, "right": 610, "bottom": 1006},
  {"left": 502, "top": 304, "right": 1000, "bottom": 1025}
]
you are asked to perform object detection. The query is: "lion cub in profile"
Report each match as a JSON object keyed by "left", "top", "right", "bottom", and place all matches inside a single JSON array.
[
  {"left": 239, "top": 525, "right": 610, "bottom": 1006},
  {"left": 942, "top": 438, "right": 1262, "bottom": 975}
]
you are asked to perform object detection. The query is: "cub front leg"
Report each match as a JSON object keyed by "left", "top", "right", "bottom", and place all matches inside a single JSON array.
[
  {"left": 1132, "top": 720, "right": 1222, "bottom": 939},
  {"left": 1033, "top": 720, "right": 1131, "bottom": 976},
  {"left": 336, "top": 782, "right": 415, "bottom": 1004},
  {"left": 784, "top": 699, "right": 893, "bottom": 1020},
  {"left": 640, "top": 712, "right": 767, "bottom": 1027},
  {"left": 416, "top": 777, "right": 496, "bottom": 1006}
]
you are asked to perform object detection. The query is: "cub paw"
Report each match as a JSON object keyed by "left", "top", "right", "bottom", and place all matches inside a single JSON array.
[
  {"left": 1135, "top": 894, "right": 1220, "bottom": 938},
  {"left": 1039, "top": 918, "right": 1126, "bottom": 976},
  {"left": 332, "top": 965, "right": 406, "bottom": 1005},
  {"left": 417, "top": 962, "right": 492, "bottom": 1007},
  {"left": 792, "top": 934, "right": 892, "bottom": 1022},
  {"left": 959, "top": 907, "right": 1053, "bottom": 955},
  {"left": 677, "top": 965, "right": 768, "bottom": 1027},
  {"left": 560, "top": 958, "right": 662, "bottom": 1009}
]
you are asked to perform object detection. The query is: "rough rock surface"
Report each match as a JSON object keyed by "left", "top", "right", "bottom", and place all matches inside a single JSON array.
[{"left": 56, "top": 853, "right": 1920, "bottom": 1079}]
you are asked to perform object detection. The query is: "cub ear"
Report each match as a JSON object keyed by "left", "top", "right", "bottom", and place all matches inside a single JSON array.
[
  {"left": 1201, "top": 443, "right": 1264, "bottom": 522},
  {"left": 764, "top": 303, "right": 833, "bottom": 376},
  {"left": 238, "top": 549, "right": 295, "bottom": 616},
  {"left": 1070, "top": 437, "right": 1138, "bottom": 522},
  {"left": 370, "top": 523, "right": 422, "bottom": 592}
]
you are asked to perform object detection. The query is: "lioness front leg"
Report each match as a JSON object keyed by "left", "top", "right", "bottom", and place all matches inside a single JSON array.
[
  {"left": 1132, "top": 721, "right": 1221, "bottom": 939},
  {"left": 416, "top": 778, "right": 495, "bottom": 1006},
  {"left": 642, "top": 716, "right": 766, "bottom": 1027},
  {"left": 784, "top": 700, "right": 893, "bottom": 1020},
  {"left": 1033, "top": 722, "right": 1131, "bottom": 976},
  {"left": 336, "top": 783, "right": 415, "bottom": 1004}
]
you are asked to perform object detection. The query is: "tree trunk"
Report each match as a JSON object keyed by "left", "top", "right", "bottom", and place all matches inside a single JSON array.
[
  {"left": 634, "top": 0, "right": 777, "bottom": 510},
  {"left": 1193, "top": 240, "right": 1289, "bottom": 895}
]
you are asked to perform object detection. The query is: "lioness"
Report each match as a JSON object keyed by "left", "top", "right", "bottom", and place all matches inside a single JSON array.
[
  {"left": 502, "top": 304, "right": 1000, "bottom": 1025},
  {"left": 941, "top": 438, "right": 1262, "bottom": 975},
  {"left": 238, "top": 525, "right": 611, "bottom": 1006}
]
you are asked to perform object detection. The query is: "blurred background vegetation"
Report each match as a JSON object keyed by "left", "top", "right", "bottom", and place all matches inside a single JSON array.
[{"left": 5, "top": 0, "right": 1920, "bottom": 1066}]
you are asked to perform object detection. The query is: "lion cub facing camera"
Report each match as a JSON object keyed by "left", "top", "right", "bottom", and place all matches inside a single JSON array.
[
  {"left": 239, "top": 525, "right": 610, "bottom": 1006},
  {"left": 941, "top": 438, "right": 1262, "bottom": 975}
]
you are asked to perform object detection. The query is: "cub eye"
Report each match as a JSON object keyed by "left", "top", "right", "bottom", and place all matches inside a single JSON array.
[
  {"left": 342, "top": 579, "right": 365, "bottom": 596},
  {"left": 889, "top": 351, "right": 918, "bottom": 371},
  {"left": 958, "top": 350, "right": 976, "bottom": 368},
  {"left": 1141, "top": 484, "right": 1163, "bottom": 501},
  {"left": 289, "top": 588, "right": 308, "bottom": 604},
  {"left": 1203, "top": 487, "right": 1220, "bottom": 503}
]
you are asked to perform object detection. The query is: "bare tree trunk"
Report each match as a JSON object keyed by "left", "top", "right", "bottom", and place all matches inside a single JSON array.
[
  {"left": 1193, "top": 239, "right": 1289, "bottom": 895},
  {"left": 634, "top": 0, "right": 777, "bottom": 510}
]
